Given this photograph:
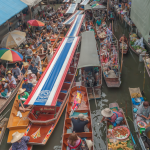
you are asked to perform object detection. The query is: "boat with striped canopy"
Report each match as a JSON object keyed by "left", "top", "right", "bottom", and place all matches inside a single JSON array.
[{"left": 65, "top": 3, "right": 78, "bottom": 14}]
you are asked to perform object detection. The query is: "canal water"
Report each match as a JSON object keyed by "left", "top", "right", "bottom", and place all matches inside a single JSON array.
[{"left": 1, "top": 11, "right": 150, "bottom": 150}]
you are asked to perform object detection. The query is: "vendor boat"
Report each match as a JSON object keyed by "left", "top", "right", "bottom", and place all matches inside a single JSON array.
[
  {"left": 106, "top": 103, "right": 135, "bottom": 150},
  {"left": 119, "top": 36, "right": 129, "bottom": 54},
  {"left": 129, "top": 33, "right": 147, "bottom": 56},
  {"left": 62, "top": 86, "right": 94, "bottom": 150},
  {"left": 0, "top": 118, "right": 8, "bottom": 145},
  {"left": 99, "top": 23, "right": 121, "bottom": 88},
  {"left": 22, "top": 37, "right": 80, "bottom": 145},
  {"left": 78, "top": 31, "right": 102, "bottom": 99},
  {"left": 143, "top": 56, "right": 150, "bottom": 77},
  {"left": 129, "top": 87, "right": 147, "bottom": 150}
]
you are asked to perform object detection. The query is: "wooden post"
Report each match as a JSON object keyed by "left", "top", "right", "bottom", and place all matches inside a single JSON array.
[
  {"left": 120, "top": 38, "right": 124, "bottom": 73},
  {"left": 29, "top": 7, "right": 32, "bottom": 19},
  {"left": 107, "top": 0, "right": 109, "bottom": 17}
]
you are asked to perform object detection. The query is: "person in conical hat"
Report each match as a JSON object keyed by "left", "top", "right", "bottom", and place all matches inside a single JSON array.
[
  {"left": 100, "top": 108, "right": 123, "bottom": 127},
  {"left": 11, "top": 131, "right": 30, "bottom": 150},
  {"left": 18, "top": 88, "right": 32, "bottom": 112}
]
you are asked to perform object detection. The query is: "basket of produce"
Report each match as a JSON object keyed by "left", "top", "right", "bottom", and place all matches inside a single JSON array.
[{"left": 112, "top": 126, "right": 130, "bottom": 140}]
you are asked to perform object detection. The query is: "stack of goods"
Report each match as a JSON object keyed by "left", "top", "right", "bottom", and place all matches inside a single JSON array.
[
  {"left": 98, "top": 32, "right": 106, "bottom": 39},
  {"left": 130, "top": 34, "right": 147, "bottom": 54},
  {"left": 120, "top": 42, "right": 127, "bottom": 49}
]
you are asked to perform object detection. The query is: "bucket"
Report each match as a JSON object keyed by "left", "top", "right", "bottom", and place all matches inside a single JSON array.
[{"left": 140, "top": 128, "right": 145, "bottom": 134}]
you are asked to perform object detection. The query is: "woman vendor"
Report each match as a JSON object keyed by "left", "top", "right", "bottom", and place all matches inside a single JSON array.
[
  {"left": 137, "top": 101, "right": 150, "bottom": 123},
  {"left": 100, "top": 108, "right": 123, "bottom": 126}
]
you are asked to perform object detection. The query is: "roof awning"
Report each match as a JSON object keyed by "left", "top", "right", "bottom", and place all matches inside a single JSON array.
[
  {"left": 78, "top": 31, "right": 100, "bottom": 68},
  {"left": 63, "top": 0, "right": 70, "bottom": 2},
  {"left": 80, "top": 0, "right": 90, "bottom": 5},
  {"left": 0, "top": 0, "right": 27, "bottom": 25},
  {"left": 84, "top": 4, "right": 91, "bottom": 10},
  {"left": 24, "top": 37, "right": 80, "bottom": 106},
  {"left": 21, "top": 0, "right": 42, "bottom": 7},
  {"left": 74, "top": 0, "right": 81, "bottom": 3},
  {"left": 63, "top": 10, "right": 83, "bottom": 25},
  {"left": 92, "top": 4, "right": 106, "bottom": 9},
  {"left": 66, "top": 14, "right": 85, "bottom": 37},
  {"left": 65, "top": 3, "right": 77, "bottom": 14}
]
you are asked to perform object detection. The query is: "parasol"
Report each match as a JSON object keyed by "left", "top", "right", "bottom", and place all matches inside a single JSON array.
[
  {"left": 27, "top": 19, "right": 45, "bottom": 26},
  {"left": 1, "top": 30, "right": 26, "bottom": 48}
]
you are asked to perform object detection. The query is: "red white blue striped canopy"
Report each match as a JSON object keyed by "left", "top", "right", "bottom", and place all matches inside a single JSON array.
[
  {"left": 80, "top": 0, "right": 90, "bottom": 5},
  {"left": 24, "top": 37, "right": 80, "bottom": 106},
  {"left": 66, "top": 14, "right": 85, "bottom": 37},
  {"left": 63, "top": 10, "right": 83, "bottom": 25},
  {"left": 65, "top": 3, "right": 77, "bottom": 14}
]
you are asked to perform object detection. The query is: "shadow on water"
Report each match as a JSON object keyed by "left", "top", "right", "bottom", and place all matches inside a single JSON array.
[{"left": 1, "top": 16, "right": 150, "bottom": 150}]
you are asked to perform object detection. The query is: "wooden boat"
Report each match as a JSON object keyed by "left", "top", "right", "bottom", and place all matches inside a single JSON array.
[
  {"left": 22, "top": 37, "right": 80, "bottom": 145},
  {"left": 129, "top": 87, "right": 146, "bottom": 150},
  {"left": 99, "top": 24, "right": 121, "bottom": 88},
  {"left": 143, "top": 56, "right": 150, "bottom": 77},
  {"left": 106, "top": 103, "right": 135, "bottom": 150},
  {"left": 119, "top": 36, "right": 129, "bottom": 54},
  {"left": 78, "top": 31, "right": 102, "bottom": 99},
  {"left": 0, "top": 118, "right": 8, "bottom": 145},
  {"left": 62, "top": 86, "right": 94, "bottom": 150}
]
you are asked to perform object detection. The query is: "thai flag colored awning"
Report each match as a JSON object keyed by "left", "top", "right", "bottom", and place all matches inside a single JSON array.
[
  {"left": 80, "top": 0, "right": 90, "bottom": 5},
  {"left": 65, "top": 3, "right": 77, "bottom": 14},
  {"left": 24, "top": 37, "right": 80, "bottom": 106},
  {"left": 66, "top": 14, "right": 85, "bottom": 37},
  {"left": 63, "top": 10, "right": 83, "bottom": 25},
  {"left": 63, "top": 0, "right": 70, "bottom": 2}
]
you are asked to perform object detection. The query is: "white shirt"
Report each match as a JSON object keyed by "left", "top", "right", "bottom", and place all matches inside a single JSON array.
[
  {"left": 32, "top": 56, "right": 41, "bottom": 68},
  {"left": 7, "top": 76, "right": 16, "bottom": 85}
]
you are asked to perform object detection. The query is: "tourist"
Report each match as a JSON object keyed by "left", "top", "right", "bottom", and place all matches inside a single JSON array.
[
  {"left": 32, "top": 53, "right": 42, "bottom": 70},
  {"left": 18, "top": 88, "right": 32, "bottom": 112},
  {"left": 0, "top": 78, "right": 11, "bottom": 97},
  {"left": 58, "top": 19, "right": 63, "bottom": 29},
  {"left": 7, "top": 71, "right": 17, "bottom": 89},
  {"left": 52, "top": 25, "right": 58, "bottom": 34},
  {"left": 96, "top": 18, "right": 101, "bottom": 27},
  {"left": 20, "top": 45, "right": 33, "bottom": 62},
  {"left": 42, "top": 39, "right": 49, "bottom": 53},
  {"left": 16, "top": 62, "right": 26, "bottom": 75},
  {"left": 12, "top": 65, "right": 22, "bottom": 81},
  {"left": 22, "top": 78, "right": 33, "bottom": 94},
  {"left": 28, "top": 62, "right": 40, "bottom": 79},
  {"left": 46, "top": 23, "right": 52, "bottom": 32},
  {"left": 11, "top": 131, "right": 30, "bottom": 150},
  {"left": 46, "top": 37, "right": 51, "bottom": 45},
  {"left": 27, "top": 70, "right": 37, "bottom": 86},
  {"left": 67, "top": 133, "right": 82, "bottom": 150},
  {"left": 71, "top": 114, "right": 89, "bottom": 132},
  {"left": 137, "top": 101, "right": 150, "bottom": 123},
  {"left": 0, "top": 63, "right": 6, "bottom": 74},
  {"left": 100, "top": 108, "right": 123, "bottom": 126}
]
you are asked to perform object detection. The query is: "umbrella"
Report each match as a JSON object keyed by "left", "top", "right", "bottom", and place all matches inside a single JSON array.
[
  {"left": 27, "top": 19, "right": 45, "bottom": 26},
  {"left": 1, "top": 30, "right": 26, "bottom": 48},
  {"left": 0, "top": 48, "right": 23, "bottom": 62}
]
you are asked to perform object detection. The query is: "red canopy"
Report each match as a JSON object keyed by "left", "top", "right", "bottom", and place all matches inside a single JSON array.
[{"left": 27, "top": 20, "right": 45, "bottom": 26}]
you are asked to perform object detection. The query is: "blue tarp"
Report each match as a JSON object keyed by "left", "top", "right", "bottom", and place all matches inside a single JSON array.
[{"left": 0, "top": 0, "right": 27, "bottom": 25}]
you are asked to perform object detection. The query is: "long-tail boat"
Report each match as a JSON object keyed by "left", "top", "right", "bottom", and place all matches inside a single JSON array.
[
  {"left": 78, "top": 31, "right": 102, "bottom": 99},
  {"left": 99, "top": 23, "right": 121, "bottom": 88},
  {"left": 106, "top": 103, "right": 135, "bottom": 150},
  {"left": 119, "top": 36, "right": 129, "bottom": 54},
  {"left": 129, "top": 87, "right": 147, "bottom": 150},
  {"left": 62, "top": 86, "right": 94, "bottom": 150},
  {"left": 22, "top": 36, "right": 80, "bottom": 145}
]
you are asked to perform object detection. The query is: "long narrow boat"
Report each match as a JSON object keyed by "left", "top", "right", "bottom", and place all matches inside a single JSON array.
[
  {"left": 106, "top": 103, "right": 135, "bottom": 150},
  {"left": 78, "top": 31, "right": 102, "bottom": 99},
  {"left": 62, "top": 86, "right": 94, "bottom": 150},
  {"left": 119, "top": 36, "right": 129, "bottom": 54},
  {"left": 99, "top": 22, "right": 121, "bottom": 87},
  {"left": 129, "top": 87, "right": 147, "bottom": 150},
  {"left": 0, "top": 118, "right": 8, "bottom": 145},
  {"left": 22, "top": 37, "right": 80, "bottom": 145},
  {"left": 143, "top": 56, "right": 150, "bottom": 77}
]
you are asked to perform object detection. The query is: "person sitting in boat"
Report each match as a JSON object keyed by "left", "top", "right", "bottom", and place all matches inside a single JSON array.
[
  {"left": 32, "top": 53, "right": 42, "bottom": 71},
  {"left": 67, "top": 132, "right": 83, "bottom": 150},
  {"left": 87, "top": 22, "right": 91, "bottom": 31},
  {"left": 7, "top": 71, "right": 17, "bottom": 89},
  {"left": 0, "top": 63, "right": 6, "bottom": 74},
  {"left": 12, "top": 65, "right": 22, "bottom": 82},
  {"left": 104, "top": 67, "right": 117, "bottom": 78},
  {"left": 27, "top": 70, "right": 37, "bottom": 86},
  {"left": 137, "top": 101, "right": 150, "bottom": 123},
  {"left": 28, "top": 62, "right": 40, "bottom": 80},
  {"left": 0, "top": 78, "right": 11, "bottom": 97},
  {"left": 18, "top": 88, "right": 32, "bottom": 112},
  {"left": 52, "top": 25, "right": 58, "bottom": 34},
  {"left": 42, "top": 39, "right": 49, "bottom": 53},
  {"left": 22, "top": 78, "right": 33, "bottom": 94},
  {"left": 119, "top": 34, "right": 128, "bottom": 43},
  {"left": 100, "top": 108, "right": 123, "bottom": 126},
  {"left": 71, "top": 114, "right": 89, "bottom": 133},
  {"left": 58, "top": 18, "right": 63, "bottom": 29},
  {"left": 11, "top": 131, "right": 30, "bottom": 150},
  {"left": 16, "top": 62, "right": 26, "bottom": 75},
  {"left": 96, "top": 18, "right": 101, "bottom": 27}
]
